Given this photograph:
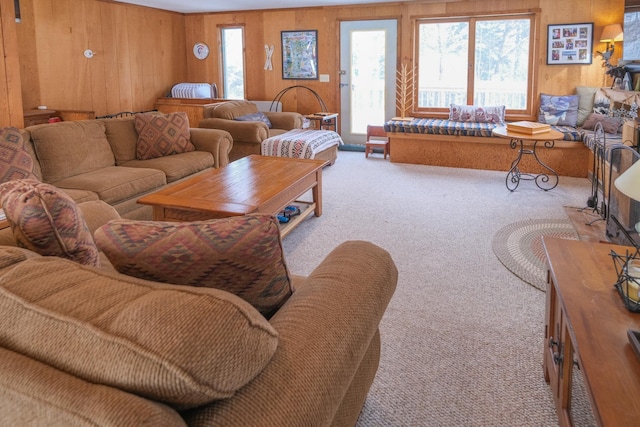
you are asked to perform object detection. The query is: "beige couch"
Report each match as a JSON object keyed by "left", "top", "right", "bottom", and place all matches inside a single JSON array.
[
  {"left": 198, "top": 100, "right": 304, "bottom": 162},
  {"left": 18, "top": 116, "right": 233, "bottom": 220},
  {"left": 0, "top": 201, "right": 398, "bottom": 426}
]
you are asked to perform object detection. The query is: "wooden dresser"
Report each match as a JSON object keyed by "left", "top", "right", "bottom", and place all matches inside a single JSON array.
[{"left": 543, "top": 237, "right": 640, "bottom": 426}]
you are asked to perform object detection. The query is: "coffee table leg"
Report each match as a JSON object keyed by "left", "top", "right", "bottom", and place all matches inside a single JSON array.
[{"left": 313, "top": 170, "right": 323, "bottom": 216}]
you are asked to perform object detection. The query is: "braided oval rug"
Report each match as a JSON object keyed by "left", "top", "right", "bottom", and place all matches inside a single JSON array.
[{"left": 491, "top": 219, "right": 579, "bottom": 291}]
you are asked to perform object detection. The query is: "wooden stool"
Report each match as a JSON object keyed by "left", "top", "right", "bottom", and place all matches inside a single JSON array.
[{"left": 365, "top": 125, "right": 390, "bottom": 159}]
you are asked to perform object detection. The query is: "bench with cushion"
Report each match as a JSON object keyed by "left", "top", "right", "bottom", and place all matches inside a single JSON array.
[{"left": 384, "top": 102, "right": 589, "bottom": 177}]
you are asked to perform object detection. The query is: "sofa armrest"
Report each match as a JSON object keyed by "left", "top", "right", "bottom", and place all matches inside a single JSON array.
[
  {"left": 184, "top": 240, "right": 398, "bottom": 426},
  {"left": 199, "top": 118, "right": 268, "bottom": 144},
  {"left": 189, "top": 128, "right": 233, "bottom": 168},
  {"left": 264, "top": 112, "right": 304, "bottom": 130}
]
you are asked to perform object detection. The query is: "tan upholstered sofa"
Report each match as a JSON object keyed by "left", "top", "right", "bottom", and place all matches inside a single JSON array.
[
  {"left": 17, "top": 115, "right": 233, "bottom": 220},
  {"left": 0, "top": 200, "right": 398, "bottom": 426},
  {"left": 199, "top": 100, "right": 304, "bottom": 161}
]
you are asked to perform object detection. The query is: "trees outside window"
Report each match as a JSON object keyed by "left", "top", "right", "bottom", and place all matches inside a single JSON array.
[
  {"left": 416, "top": 14, "right": 534, "bottom": 116},
  {"left": 221, "top": 27, "right": 245, "bottom": 99}
]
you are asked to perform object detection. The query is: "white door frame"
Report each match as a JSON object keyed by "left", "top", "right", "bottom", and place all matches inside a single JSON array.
[{"left": 339, "top": 19, "right": 398, "bottom": 145}]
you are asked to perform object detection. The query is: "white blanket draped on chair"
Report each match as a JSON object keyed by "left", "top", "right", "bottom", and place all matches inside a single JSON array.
[{"left": 261, "top": 129, "right": 343, "bottom": 159}]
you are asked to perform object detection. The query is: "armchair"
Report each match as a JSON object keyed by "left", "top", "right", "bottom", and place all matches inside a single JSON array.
[{"left": 199, "top": 100, "right": 304, "bottom": 161}]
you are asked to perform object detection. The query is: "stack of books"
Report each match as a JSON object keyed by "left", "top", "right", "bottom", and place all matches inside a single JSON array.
[{"left": 506, "top": 121, "right": 551, "bottom": 135}]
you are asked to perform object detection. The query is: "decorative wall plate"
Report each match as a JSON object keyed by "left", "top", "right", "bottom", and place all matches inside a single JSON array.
[{"left": 193, "top": 42, "right": 209, "bottom": 60}]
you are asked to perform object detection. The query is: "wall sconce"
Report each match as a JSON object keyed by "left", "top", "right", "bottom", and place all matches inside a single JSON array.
[{"left": 599, "top": 24, "right": 624, "bottom": 64}]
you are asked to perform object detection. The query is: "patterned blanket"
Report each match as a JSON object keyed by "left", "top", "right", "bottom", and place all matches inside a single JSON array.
[
  {"left": 261, "top": 129, "right": 343, "bottom": 159},
  {"left": 384, "top": 118, "right": 582, "bottom": 141}
]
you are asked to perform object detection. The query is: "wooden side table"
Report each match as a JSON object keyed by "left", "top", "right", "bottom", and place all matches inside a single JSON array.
[
  {"left": 493, "top": 126, "right": 564, "bottom": 191},
  {"left": 543, "top": 237, "right": 640, "bottom": 426},
  {"left": 305, "top": 113, "right": 338, "bottom": 132}
]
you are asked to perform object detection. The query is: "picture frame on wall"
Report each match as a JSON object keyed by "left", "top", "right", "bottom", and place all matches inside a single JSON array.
[
  {"left": 281, "top": 30, "right": 318, "bottom": 80},
  {"left": 547, "top": 22, "right": 594, "bottom": 65}
]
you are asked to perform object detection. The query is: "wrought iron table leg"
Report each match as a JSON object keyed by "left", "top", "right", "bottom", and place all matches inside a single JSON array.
[{"left": 506, "top": 138, "right": 558, "bottom": 191}]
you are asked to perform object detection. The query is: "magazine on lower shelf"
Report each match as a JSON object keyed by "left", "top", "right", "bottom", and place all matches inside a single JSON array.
[{"left": 506, "top": 121, "right": 551, "bottom": 135}]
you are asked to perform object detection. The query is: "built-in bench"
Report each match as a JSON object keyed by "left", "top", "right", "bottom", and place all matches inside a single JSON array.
[{"left": 383, "top": 118, "right": 590, "bottom": 177}]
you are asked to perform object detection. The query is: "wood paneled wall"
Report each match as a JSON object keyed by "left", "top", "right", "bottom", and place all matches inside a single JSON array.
[
  {"left": 185, "top": 0, "right": 624, "bottom": 117},
  {"left": 15, "top": 0, "right": 187, "bottom": 118},
  {"left": 0, "top": 0, "right": 625, "bottom": 124},
  {"left": 0, "top": 0, "right": 24, "bottom": 127}
]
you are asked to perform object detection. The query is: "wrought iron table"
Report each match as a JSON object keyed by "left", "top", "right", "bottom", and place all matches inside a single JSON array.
[{"left": 493, "top": 126, "right": 564, "bottom": 191}]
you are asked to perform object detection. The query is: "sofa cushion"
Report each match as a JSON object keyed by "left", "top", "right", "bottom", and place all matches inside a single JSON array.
[
  {"left": 94, "top": 215, "right": 293, "bottom": 317},
  {"left": 29, "top": 121, "right": 116, "bottom": 183},
  {"left": 0, "top": 252, "right": 279, "bottom": 409},
  {"left": 0, "top": 127, "right": 37, "bottom": 182},
  {"left": 538, "top": 94, "right": 579, "bottom": 127},
  {"left": 0, "top": 346, "right": 187, "bottom": 426},
  {"left": 102, "top": 116, "right": 139, "bottom": 164},
  {"left": 135, "top": 112, "right": 195, "bottom": 160},
  {"left": 235, "top": 112, "right": 273, "bottom": 128},
  {"left": 0, "top": 179, "right": 100, "bottom": 266},
  {"left": 120, "top": 151, "right": 214, "bottom": 183},
  {"left": 210, "top": 100, "right": 259, "bottom": 120},
  {"left": 53, "top": 166, "right": 166, "bottom": 205},
  {"left": 448, "top": 104, "right": 505, "bottom": 124}
]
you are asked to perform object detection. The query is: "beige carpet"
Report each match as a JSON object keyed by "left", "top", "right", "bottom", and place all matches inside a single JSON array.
[{"left": 282, "top": 151, "right": 594, "bottom": 426}]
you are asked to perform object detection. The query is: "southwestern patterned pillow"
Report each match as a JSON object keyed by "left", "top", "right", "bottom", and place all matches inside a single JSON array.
[
  {"left": 94, "top": 214, "right": 293, "bottom": 317},
  {"left": 448, "top": 104, "right": 505, "bottom": 124},
  {"left": 0, "top": 179, "right": 100, "bottom": 266},
  {"left": 135, "top": 112, "right": 195, "bottom": 160},
  {"left": 0, "top": 127, "right": 36, "bottom": 183}
]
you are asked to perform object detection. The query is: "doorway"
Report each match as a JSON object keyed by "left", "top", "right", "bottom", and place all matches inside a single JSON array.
[{"left": 339, "top": 19, "right": 398, "bottom": 145}]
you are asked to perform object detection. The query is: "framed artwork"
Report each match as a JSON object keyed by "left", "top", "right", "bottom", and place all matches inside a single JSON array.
[
  {"left": 281, "top": 30, "right": 318, "bottom": 80},
  {"left": 547, "top": 23, "right": 594, "bottom": 65}
]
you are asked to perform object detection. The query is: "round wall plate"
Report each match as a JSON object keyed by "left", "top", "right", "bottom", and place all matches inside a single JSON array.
[{"left": 193, "top": 42, "right": 209, "bottom": 60}]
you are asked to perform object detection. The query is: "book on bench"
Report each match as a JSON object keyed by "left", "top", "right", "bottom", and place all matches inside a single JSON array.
[{"left": 506, "top": 121, "right": 551, "bottom": 135}]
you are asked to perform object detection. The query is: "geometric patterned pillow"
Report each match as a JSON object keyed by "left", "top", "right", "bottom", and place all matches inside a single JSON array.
[
  {"left": 449, "top": 104, "right": 505, "bottom": 124},
  {"left": 0, "top": 127, "right": 36, "bottom": 183},
  {"left": 0, "top": 179, "right": 100, "bottom": 266},
  {"left": 94, "top": 214, "right": 293, "bottom": 318},
  {"left": 134, "top": 112, "right": 195, "bottom": 160}
]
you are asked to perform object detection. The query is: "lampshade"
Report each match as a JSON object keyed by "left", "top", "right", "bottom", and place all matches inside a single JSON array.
[
  {"left": 615, "top": 159, "right": 640, "bottom": 202},
  {"left": 600, "top": 24, "right": 624, "bottom": 42}
]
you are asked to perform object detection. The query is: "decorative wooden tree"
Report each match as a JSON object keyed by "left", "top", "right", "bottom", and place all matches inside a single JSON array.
[{"left": 393, "top": 63, "right": 414, "bottom": 121}]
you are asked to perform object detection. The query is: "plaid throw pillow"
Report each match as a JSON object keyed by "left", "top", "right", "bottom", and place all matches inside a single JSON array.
[
  {"left": 135, "top": 112, "right": 195, "bottom": 160},
  {"left": 0, "top": 127, "right": 36, "bottom": 183},
  {"left": 0, "top": 179, "right": 100, "bottom": 266},
  {"left": 94, "top": 214, "right": 293, "bottom": 317}
]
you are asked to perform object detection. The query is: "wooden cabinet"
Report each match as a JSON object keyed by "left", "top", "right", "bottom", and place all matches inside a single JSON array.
[
  {"left": 154, "top": 98, "right": 228, "bottom": 127},
  {"left": 543, "top": 237, "right": 640, "bottom": 426}
]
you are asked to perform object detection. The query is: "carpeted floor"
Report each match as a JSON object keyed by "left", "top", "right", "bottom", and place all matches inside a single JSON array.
[
  {"left": 491, "top": 219, "right": 579, "bottom": 291},
  {"left": 281, "top": 151, "right": 593, "bottom": 426}
]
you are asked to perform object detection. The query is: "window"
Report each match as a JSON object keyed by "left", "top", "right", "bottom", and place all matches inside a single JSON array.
[
  {"left": 415, "top": 14, "right": 535, "bottom": 117},
  {"left": 221, "top": 27, "right": 245, "bottom": 99}
]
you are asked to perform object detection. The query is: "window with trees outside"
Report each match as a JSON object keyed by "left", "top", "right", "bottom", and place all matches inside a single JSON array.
[
  {"left": 221, "top": 26, "right": 245, "bottom": 99},
  {"left": 415, "top": 14, "right": 535, "bottom": 117}
]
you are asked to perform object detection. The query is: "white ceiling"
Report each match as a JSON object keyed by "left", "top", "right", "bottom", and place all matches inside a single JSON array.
[{"left": 114, "top": 0, "right": 414, "bottom": 14}]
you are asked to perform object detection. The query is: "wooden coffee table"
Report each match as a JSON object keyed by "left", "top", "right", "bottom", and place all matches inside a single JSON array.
[{"left": 138, "top": 155, "right": 327, "bottom": 237}]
